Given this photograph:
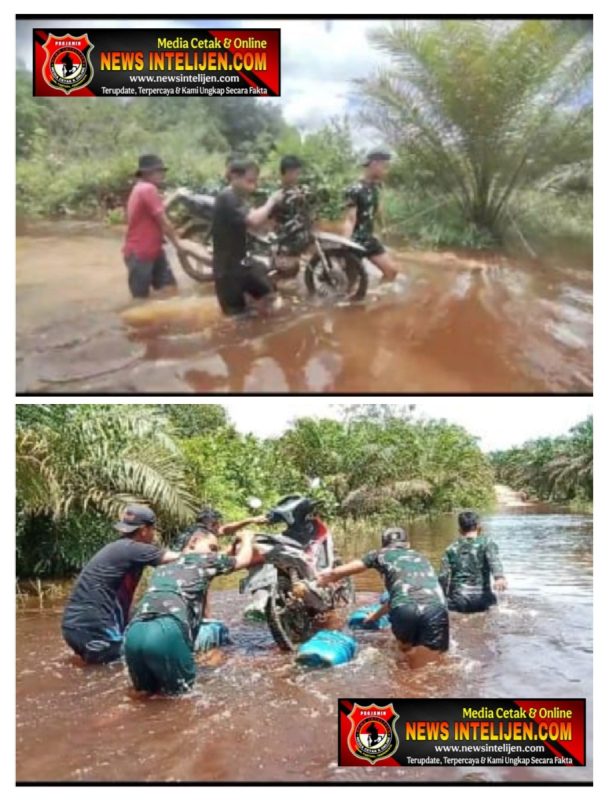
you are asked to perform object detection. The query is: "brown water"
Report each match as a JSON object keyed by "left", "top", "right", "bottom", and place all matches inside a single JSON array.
[
  {"left": 16, "top": 226, "right": 592, "bottom": 393},
  {"left": 16, "top": 510, "right": 592, "bottom": 783}
]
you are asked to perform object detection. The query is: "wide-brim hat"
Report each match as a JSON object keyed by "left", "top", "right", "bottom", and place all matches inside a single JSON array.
[{"left": 135, "top": 154, "right": 168, "bottom": 177}]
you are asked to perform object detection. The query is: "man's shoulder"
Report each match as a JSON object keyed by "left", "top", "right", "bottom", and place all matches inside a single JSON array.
[{"left": 132, "top": 180, "right": 160, "bottom": 199}]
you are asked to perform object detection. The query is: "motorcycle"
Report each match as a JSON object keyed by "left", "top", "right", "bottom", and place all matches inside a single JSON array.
[
  {"left": 239, "top": 495, "right": 355, "bottom": 651},
  {"left": 165, "top": 188, "right": 369, "bottom": 302}
]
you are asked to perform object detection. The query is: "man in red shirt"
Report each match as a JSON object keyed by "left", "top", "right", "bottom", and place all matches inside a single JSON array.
[{"left": 123, "top": 154, "right": 185, "bottom": 299}]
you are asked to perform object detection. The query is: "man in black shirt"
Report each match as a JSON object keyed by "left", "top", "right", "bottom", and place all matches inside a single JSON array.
[
  {"left": 61, "top": 505, "right": 179, "bottom": 664},
  {"left": 211, "top": 158, "right": 282, "bottom": 316}
]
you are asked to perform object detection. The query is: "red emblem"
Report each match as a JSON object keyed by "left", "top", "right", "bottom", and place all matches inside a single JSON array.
[
  {"left": 346, "top": 703, "right": 400, "bottom": 764},
  {"left": 42, "top": 33, "right": 94, "bottom": 94}
]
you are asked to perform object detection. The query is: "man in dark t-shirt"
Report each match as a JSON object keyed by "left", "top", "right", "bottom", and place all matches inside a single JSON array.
[
  {"left": 61, "top": 505, "right": 179, "bottom": 664},
  {"left": 211, "top": 158, "right": 282, "bottom": 316}
]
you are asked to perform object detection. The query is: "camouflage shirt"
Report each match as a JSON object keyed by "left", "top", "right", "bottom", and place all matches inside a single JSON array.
[
  {"left": 271, "top": 185, "right": 314, "bottom": 254},
  {"left": 439, "top": 536, "right": 504, "bottom": 597},
  {"left": 344, "top": 179, "right": 381, "bottom": 245},
  {"left": 129, "top": 552, "right": 236, "bottom": 646},
  {"left": 362, "top": 544, "right": 446, "bottom": 612}
]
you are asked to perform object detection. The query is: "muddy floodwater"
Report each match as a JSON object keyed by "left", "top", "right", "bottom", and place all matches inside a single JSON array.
[
  {"left": 16, "top": 510, "right": 592, "bottom": 783},
  {"left": 16, "top": 225, "right": 592, "bottom": 393}
]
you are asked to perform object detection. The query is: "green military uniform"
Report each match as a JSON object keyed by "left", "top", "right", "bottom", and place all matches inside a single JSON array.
[
  {"left": 271, "top": 185, "right": 314, "bottom": 254},
  {"left": 124, "top": 552, "right": 236, "bottom": 694},
  {"left": 362, "top": 544, "right": 449, "bottom": 651},
  {"left": 344, "top": 180, "right": 386, "bottom": 257},
  {"left": 439, "top": 535, "right": 505, "bottom": 613}
]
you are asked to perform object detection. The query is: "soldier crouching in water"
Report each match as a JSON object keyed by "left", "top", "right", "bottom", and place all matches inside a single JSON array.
[
  {"left": 318, "top": 527, "right": 449, "bottom": 668},
  {"left": 343, "top": 149, "right": 399, "bottom": 284},
  {"left": 439, "top": 511, "right": 508, "bottom": 613}
]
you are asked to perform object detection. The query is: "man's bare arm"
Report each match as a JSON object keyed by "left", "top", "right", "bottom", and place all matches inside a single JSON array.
[
  {"left": 317, "top": 558, "right": 367, "bottom": 586},
  {"left": 219, "top": 516, "right": 267, "bottom": 537},
  {"left": 342, "top": 206, "right": 357, "bottom": 238},
  {"left": 364, "top": 601, "right": 390, "bottom": 624},
  {"left": 159, "top": 549, "right": 181, "bottom": 564},
  {"left": 246, "top": 192, "right": 282, "bottom": 229},
  {"left": 232, "top": 531, "right": 255, "bottom": 570},
  {"left": 160, "top": 213, "right": 184, "bottom": 252}
]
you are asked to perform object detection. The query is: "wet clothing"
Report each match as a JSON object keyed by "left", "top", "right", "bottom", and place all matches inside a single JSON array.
[
  {"left": 362, "top": 544, "right": 448, "bottom": 651},
  {"left": 211, "top": 187, "right": 272, "bottom": 315},
  {"left": 344, "top": 180, "right": 386, "bottom": 257},
  {"left": 124, "top": 617, "right": 195, "bottom": 694},
  {"left": 124, "top": 251, "right": 176, "bottom": 299},
  {"left": 439, "top": 535, "right": 504, "bottom": 613},
  {"left": 389, "top": 603, "right": 449, "bottom": 651},
  {"left": 124, "top": 552, "right": 237, "bottom": 694},
  {"left": 271, "top": 185, "right": 314, "bottom": 254},
  {"left": 62, "top": 538, "right": 163, "bottom": 663},
  {"left": 214, "top": 262, "right": 273, "bottom": 317},
  {"left": 123, "top": 180, "right": 166, "bottom": 262}
]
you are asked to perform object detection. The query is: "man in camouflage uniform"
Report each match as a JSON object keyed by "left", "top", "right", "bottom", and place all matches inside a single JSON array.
[
  {"left": 318, "top": 527, "right": 449, "bottom": 659},
  {"left": 270, "top": 155, "right": 314, "bottom": 257},
  {"left": 343, "top": 150, "right": 398, "bottom": 282},
  {"left": 123, "top": 528, "right": 254, "bottom": 695},
  {"left": 439, "top": 511, "right": 508, "bottom": 613}
]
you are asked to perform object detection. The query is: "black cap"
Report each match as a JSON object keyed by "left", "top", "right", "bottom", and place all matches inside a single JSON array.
[
  {"left": 114, "top": 504, "right": 156, "bottom": 534},
  {"left": 381, "top": 527, "right": 407, "bottom": 548},
  {"left": 135, "top": 154, "right": 167, "bottom": 176},
  {"left": 361, "top": 149, "right": 392, "bottom": 167},
  {"left": 196, "top": 506, "right": 223, "bottom": 528}
]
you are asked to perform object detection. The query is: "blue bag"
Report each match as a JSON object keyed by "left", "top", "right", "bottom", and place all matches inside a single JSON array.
[
  {"left": 348, "top": 604, "right": 390, "bottom": 630},
  {"left": 195, "top": 619, "right": 230, "bottom": 652},
  {"left": 295, "top": 630, "right": 357, "bottom": 668}
]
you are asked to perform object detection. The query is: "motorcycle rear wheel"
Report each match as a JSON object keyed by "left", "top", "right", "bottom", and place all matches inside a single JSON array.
[
  {"left": 304, "top": 250, "right": 368, "bottom": 302},
  {"left": 266, "top": 580, "right": 313, "bottom": 651},
  {"left": 177, "top": 222, "right": 214, "bottom": 283}
]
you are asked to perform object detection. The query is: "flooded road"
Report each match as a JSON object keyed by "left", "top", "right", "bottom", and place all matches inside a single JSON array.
[
  {"left": 16, "top": 510, "right": 592, "bottom": 783},
  {"left": 16, "top": 225, "right": 592, "bottom": 393}
]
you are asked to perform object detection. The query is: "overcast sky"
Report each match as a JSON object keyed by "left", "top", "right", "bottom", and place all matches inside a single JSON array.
[
  {"left": 16, "top": 17, "right": 395, "bottom": 132},
  {"left": 207, "top": 398, "right": 592, "bottom": 452}
]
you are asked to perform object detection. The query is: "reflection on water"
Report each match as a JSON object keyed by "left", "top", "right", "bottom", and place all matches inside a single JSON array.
[
  {"left": 16, "top": 231, "right": 592, "bottom": 393},
  {"left": 16, "top": 510, "right": 592, "bottom": 783}
]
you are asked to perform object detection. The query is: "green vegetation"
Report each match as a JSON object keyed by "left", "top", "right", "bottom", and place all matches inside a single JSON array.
[
  {"left": 362, "top": 19, "right": 592, "bottom": 246},
  {"left": 16, "top": 404, "right": 494, "bottom": 579},
  {"left": 490, "top": 417, "right": 592, "bottom": 508},
  {"left": 16, "top": 20, "right": 591, "bottom": 250}
]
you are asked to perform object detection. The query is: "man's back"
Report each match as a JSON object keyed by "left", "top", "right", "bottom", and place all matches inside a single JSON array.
[
  {"left": 362, "top": 544, "right": 445, "bottom": 609},
  {"left": 62, "top": 538, "right": 162, "bottom": 634},
  {"left": 441, "top": 536, "right": 502, "bottom": 595},
  {"left": 212, "top": 187, "right": 248, "bottom": 272}
]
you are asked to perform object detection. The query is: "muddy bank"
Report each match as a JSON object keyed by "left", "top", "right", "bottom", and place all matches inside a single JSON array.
[{"left": 16, "top": 223, "right": 592, "bottom": 393}]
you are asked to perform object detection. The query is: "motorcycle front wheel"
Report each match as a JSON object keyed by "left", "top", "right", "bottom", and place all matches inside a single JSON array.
[
  {"left": 177, "top": 221, "right": 214, "bottom": 283},
  {"left": 266, "top": 579, "right": 313, "bottom": 651},
  {"left": 304, "top": 250, "right": 368, "bottom": 302}
]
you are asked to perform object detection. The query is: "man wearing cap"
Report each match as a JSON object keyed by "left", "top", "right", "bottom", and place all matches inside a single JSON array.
[
  {"left": 61, "top": 505, "right": 180, "bottom": 664},
  {"left": 318, "top": 527, "right": 449, "bottom": 666},
  {"left": 343, "top": 150, "right": 398, "bottom": 283},
  {"left": 124, "top": 527, "right": 255, "bottom": 695},
  {"left": 122, "top": 154, "right": 186, "bottom": 300}
]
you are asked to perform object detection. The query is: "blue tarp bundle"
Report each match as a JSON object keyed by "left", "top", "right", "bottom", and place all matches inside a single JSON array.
[
  {"left": 195, "top": 619, "right": 230, "bottom": 652},
  {"left": 348, "top": 592, "right": 391, "bottom": 630},
  {"left": 295, "top": 630, "right": 357, "bottom": 668}
]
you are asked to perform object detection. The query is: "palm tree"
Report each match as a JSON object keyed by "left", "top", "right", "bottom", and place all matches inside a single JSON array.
[
  {"left": 16, "top": 405, "right": 197, "bottom": 529},
  {"left": 360, "top": 20, "right": 592, "bottom": 236}
]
